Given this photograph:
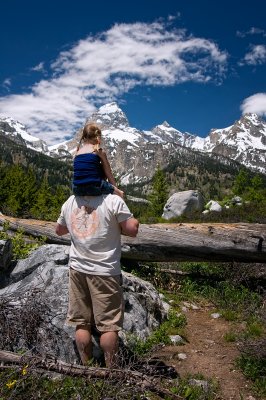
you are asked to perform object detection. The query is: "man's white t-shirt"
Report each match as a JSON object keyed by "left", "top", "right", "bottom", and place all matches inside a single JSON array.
[{"left": 57, "top": 194, "right": 132, "bottom": 276}]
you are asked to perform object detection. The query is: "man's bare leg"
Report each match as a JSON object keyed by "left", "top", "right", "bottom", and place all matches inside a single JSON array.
[
  {"left": 100, "top": 331, "right": 119, "bottom": 367},
  {"left": 75, "top": 325, "right": 92, "bottom": 365}
]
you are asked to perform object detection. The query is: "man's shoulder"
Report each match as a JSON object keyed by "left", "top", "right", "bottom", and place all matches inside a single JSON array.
[
  {"left": 103, "top": 194, "right": 132, "bottom": 218},
  {"left": 66, "top": 194, "right": 75, "bottom": 202},
  {"left": 62, "top": 195, "right": 76, "bottom": 207},
  {"left": 104, "top": 194, "right": 125, "bottom": 205}
]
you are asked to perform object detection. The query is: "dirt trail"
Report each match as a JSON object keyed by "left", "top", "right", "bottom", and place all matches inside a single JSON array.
[{"left": 154, "top": 303, "right": 260, "bottom": 400}]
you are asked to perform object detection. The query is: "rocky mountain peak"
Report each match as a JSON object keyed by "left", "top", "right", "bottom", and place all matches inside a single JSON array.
[
  {"left": 240, "top": 113, "right": 262, "bottom": 126},
  {"left": 86, "top": 102, "right": 129, "bottom": 129},
  {"left": 0, "top": 116, "right": 49, "bottom": 153},
  {"left": 151, "top": 121, "right": 187, "bottom": 146},
  {"left": 234, "top": 113, "right": 266, "bottom": 139},
  {"left": 198, "top": 113, "right": 266, "bottom": 173}
]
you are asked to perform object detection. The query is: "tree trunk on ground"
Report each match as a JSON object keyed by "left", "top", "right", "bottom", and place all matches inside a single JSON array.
[{"left": 0, "top": 215, "right": 265, "bottom": 263}]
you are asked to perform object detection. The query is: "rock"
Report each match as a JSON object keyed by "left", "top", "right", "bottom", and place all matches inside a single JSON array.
[
  {"left": 162, "top": 190, "right": 204, "bottom": 220},
  {"left": 0, "top": 244, "right": 169, "bottom": 363},
  {"left": 10, "top": 244, "right": 69, "bottom": 283},
  {"left": 205, "top": 200, "right": 222, "bottom": 212},
  {"left": 182, "top": 301, "right": 200, "bottom": 310},
  {"left": 122, "top": 272, "right": 169, "bottom": 340},
  {"left": 0, "top": 239, "right": 12, "bottom": 270},
  {"left": 177, "top": 353, "right": 187, "bottom": 360},
  {"left": 188, "top": 379, "right": 209, "bottom": 393},
  {"left": 231, "top": 196, "right": 242, "bottom": 205},
  {"left": 169, "top": 335, "right": 184, "bottom": 345},
  {"left": 211, "top": 313, "right": 221, "bottom": 319}
]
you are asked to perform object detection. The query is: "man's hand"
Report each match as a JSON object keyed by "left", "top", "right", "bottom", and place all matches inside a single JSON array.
[{"left": 55, "top": 223, "right": 69, "bottom": 236}]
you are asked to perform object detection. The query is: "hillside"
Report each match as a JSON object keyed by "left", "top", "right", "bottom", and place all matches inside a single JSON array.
[
  {"left": 125, "top": 144, "right": 245, "bottom": 199},
  {"left": 0, "top": 134, "right": 72, "bottom": 187}
]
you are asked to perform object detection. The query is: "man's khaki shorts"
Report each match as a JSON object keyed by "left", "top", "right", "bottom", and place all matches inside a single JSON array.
[{"left": 67, "top": 268, "right": 124, "bottom": 332}]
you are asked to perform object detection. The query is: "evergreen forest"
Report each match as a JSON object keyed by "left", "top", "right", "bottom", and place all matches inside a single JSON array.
[{"left": 0, "top": 135, "right": 72, "bottom": 220}]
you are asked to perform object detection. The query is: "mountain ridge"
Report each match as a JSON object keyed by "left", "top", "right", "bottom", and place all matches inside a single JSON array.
[{"left": 1, "top": 103, "right": 265, "bottom": 186}]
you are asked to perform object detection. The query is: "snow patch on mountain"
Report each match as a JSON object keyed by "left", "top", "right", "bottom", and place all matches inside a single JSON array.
[
  {"left": 102, "top": 127, "right": 141, "bottom": 146},
  {"left": 3, "top": 117, "right": 40, "bottom": 143},
  {"left": 0, "top": 117, "right": 49, "bottom": 153}
]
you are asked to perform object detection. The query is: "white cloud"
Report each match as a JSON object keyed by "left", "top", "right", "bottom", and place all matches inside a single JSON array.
[
  {"left": 1, "top": 78, "right": 11, "bottom": 91},
  {"left": 0, "top": 21, "right": 227, "bottom": 145},
  {"left": 31, "top": 62, "right": 45, "bottom": 72},
  {"left": 240, "top": 44, "right": 266, "bottom": 66},
  {"left": 167, "top": 13, "right": 181, "bottom": 22},
  {"left": 241, "top": 93, "right": 266, "bottom": 117},
  {"left": 236, "top": 27, "right": 266, "bottom": 38}
]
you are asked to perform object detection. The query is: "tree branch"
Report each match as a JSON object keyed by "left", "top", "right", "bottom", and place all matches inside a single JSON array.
[{"left": 0, "top": 350, "right": 183, "bottom": 399}]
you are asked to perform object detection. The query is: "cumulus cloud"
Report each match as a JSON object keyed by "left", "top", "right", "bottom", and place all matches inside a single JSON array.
[
  {"left": 239, "top": 44, "right": 266, "bottom": 66},
  {"left": 241, "top": 93, "right": 266, "bottom": 117},
  {"left": 0, "top": 21, "right": 227, "bottom": 145}
]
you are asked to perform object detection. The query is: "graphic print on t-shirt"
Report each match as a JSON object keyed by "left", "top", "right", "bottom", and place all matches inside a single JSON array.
[{"left": 71, "top": 205, "right": 99, "bottom": 239}]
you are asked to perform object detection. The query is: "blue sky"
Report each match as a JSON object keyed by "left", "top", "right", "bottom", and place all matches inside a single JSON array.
[{"left": 1, "top": 0, "right": 266, "bottom": 145}]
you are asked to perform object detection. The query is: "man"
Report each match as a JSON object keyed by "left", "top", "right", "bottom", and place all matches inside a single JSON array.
[{"left": 55, "top": 193, "right": 139, "bottom": 367}]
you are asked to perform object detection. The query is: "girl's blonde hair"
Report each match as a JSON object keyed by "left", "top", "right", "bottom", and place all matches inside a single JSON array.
[{"left": 76, "top": 123, "right": 102, "bottom": 152}]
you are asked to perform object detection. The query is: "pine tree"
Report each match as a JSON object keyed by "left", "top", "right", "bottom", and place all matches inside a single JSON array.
[
  {"left": 148, "top": 168, "right": 169, "bottom": 217},
  {"left": 30, "top": 175, "right": 52, "bottom": 219},
  {"left": 232, "top": 169, "right": 250, "bottom": 195}
]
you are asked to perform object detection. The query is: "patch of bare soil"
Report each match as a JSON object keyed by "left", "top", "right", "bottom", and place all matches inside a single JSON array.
[{"left": 153, "top": 303, "right": 260, "bottom": 400}]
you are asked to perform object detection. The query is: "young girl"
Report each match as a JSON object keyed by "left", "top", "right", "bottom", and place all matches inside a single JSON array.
[{"left": 72, "top": 123, "right": 124, "bottom": 198}]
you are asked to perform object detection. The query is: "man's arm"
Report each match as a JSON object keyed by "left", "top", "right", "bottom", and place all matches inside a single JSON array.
[
  {"left": 55, "top": 223, "right": 69, "bottom": 236},
  {"left": 119, "top": 217, "right": 139, "bottom": 237}
]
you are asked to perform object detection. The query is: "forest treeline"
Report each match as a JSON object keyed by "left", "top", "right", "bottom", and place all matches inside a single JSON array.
[
  {"left": 1, "top": 161, "right": 266, "bottom": 223},
  {"left": 0, "top": 163, "right": 71, "bottom": 220}
]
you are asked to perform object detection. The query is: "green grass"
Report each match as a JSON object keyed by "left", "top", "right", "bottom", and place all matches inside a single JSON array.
[
  {"left": 244, "top": 320, "right": 265, "bottom": 338},
  {"left": 169, "top": 374, "right": 219, "bottom": 400},
  {"left": 127, "top": 309, "right": 187, "bottom": 356},
  {"left": 0, "top": 223, "right": 46, "bottom": 260},
  {"left": 0, "top": 369, "right": 146, "bottom": 400},
  {"left": 236, "top": 355, "right": 266, "bottom": 398},
  {"left": 223, "top": 330, "right": 238, "bottom": 343}
]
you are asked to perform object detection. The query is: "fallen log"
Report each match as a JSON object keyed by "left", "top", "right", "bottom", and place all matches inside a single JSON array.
[
  {"left": 0, "top": 214, "right": 265, "bottom": 263},
  {"left": 0, "top": 350, "right": 183, "bottom": 400}
]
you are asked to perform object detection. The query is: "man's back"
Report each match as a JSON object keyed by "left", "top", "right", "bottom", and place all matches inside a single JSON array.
[{"left": 56, "top": 194, "right": 134, "bottom": 275}]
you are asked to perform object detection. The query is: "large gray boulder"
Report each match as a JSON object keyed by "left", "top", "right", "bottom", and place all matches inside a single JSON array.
[
  {"left": 205, "top": 200, "right": 222, "bottom": 212},
  {"left": 0, "top": 239, "right": 12, "bottom": 270},
  {"left": 0, "top": 244, "right": 169, "bottom": 363},
  {"left": 162, "top": 190, "right": 205, "bottom": 220}
]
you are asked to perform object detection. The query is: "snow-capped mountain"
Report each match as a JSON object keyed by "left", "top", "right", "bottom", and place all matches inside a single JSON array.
[
  {"left": 1, "top": 103, "right": 265, "bottom": 184},
  {"left": 52, "top": 102, "right": 265, "bottom": 175},
  {"left": 0, "top": 117, "right": 49, "bottom": 153},
  {"left": 192, "top": 113, "right": 266, "bottom": 173}
]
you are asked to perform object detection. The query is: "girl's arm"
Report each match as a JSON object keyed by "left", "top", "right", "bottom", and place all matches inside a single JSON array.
[{"left": 98, "top": 149, "right": 117, "bottom": 186}]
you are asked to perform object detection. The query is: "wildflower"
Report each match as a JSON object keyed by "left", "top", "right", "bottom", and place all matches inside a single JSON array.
[
  {"left": 21, "top": 364, "right": 28, "bottom": 375},
  {"left": 6, "top": 379, "right": 17, "bottom": 389}
]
